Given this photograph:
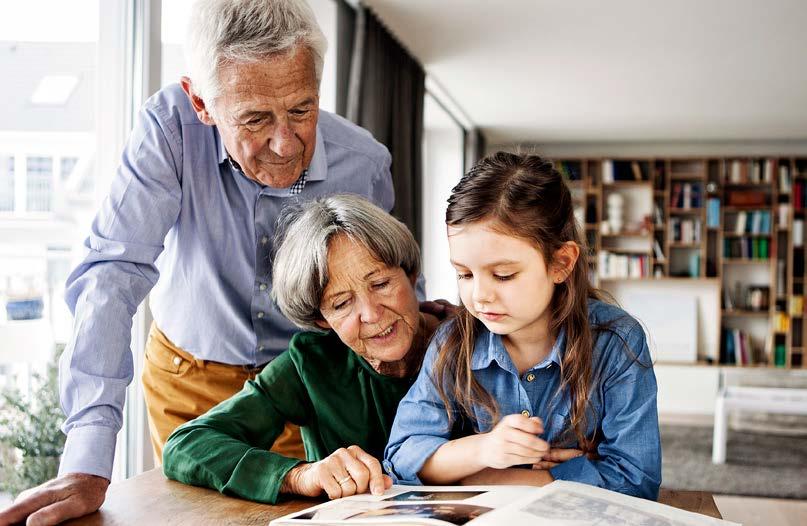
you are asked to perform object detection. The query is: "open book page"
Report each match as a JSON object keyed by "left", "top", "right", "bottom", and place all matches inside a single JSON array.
[
  {"left": 471, "top": 481, "right": 740, "bottom": 526},
  {"left": 269, "top": 485, "right": 535, "bottom": 526}
]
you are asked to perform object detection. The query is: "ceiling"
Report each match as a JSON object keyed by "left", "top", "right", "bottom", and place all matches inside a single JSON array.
[{"left": 362, "top": 0, "right": 807, "bottom": 144}]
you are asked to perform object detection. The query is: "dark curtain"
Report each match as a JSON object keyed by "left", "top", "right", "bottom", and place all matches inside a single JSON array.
[{"left": 339, "top": 3, "right": 425, "bottom": 245}]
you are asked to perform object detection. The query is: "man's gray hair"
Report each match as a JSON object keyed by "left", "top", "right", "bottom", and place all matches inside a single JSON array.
[
  {"left": 186, "top": 0, "right": 327, "bottom": 100},
  {"left": 272, "top": 194, "right": 421, "bottom": 332}
]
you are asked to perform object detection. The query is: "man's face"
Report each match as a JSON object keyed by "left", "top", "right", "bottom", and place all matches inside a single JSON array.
[{"left": 208, "top": 47, "right": 319, "bottom": 188}]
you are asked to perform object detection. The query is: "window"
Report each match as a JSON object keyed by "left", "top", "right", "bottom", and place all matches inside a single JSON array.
[
  {"left": 421, "top": 93, "right": 465, "bottom": 302},
  {"left": 25, "top": 156, "right": 53, "bottom": 212},
  {"left": 0, "top": 156, "right": 13, "bottom": 212}
]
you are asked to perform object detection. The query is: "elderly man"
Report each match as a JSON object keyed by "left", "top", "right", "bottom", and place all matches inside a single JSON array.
[{"left": 0, "top": 0, "right": 400, "bottom": 524}]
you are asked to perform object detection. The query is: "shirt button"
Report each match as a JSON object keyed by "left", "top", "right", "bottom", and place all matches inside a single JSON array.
[
  {"left": 173, "top": 357, "right": 182, "bottom": 366},
  {"left": 261, "top": 236, "right": 269, "bottom": 245},
  {"left": 259, "top": 283, "right": 267, "bottom": 291},
  {"left": 521, "top": 410, "right": 531, "bottom": 417},
  {"left": 526, "top": 373, "right": 536, "bottom": 382},
  {"left": 257, "top": 311, "right": 264, "bottom": 319},
  {"left": 258, "top": 345, "right": 264, "bottom": 352}
]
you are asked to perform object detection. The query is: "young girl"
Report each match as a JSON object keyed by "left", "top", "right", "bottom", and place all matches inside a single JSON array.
[{"left": 383, "top": 152, "right": 661, "bottom": 499}]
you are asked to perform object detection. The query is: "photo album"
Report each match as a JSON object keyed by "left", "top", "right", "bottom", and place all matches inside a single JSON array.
[{"left": 270, "top": 480, "right": 739, "bottom": 526}]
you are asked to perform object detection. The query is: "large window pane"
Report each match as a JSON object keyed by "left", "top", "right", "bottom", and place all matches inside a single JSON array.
[
  {"left": 0, "top": 0, "right": 101, "bottom": 501},
  {"left": 421, "top": 93, "right": 464, "bottom": 302}
]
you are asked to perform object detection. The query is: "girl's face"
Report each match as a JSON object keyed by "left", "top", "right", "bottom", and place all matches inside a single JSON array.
[{"left": 448, "top": 218, "right": 568, "bottom": 343}]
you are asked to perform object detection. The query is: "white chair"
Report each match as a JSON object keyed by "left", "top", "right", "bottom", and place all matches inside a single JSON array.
[{"left": 712, "top": 385, "right": 807, "bottom": 463}]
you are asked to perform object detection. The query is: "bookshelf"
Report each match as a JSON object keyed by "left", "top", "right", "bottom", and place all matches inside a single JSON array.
[{"left": 561, "top": 156, "right": 807, "bottom": 370}]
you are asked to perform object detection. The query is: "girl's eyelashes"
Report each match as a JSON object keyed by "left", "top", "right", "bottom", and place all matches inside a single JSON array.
[
  {"left": 456, "top": 272, "right": 472, "bottom": 280},
  {"left": 494, "top": 273, "right": 516, "bottom": 281}
]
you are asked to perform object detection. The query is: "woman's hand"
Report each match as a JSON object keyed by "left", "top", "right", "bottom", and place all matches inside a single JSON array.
[
  {"left": 280, "top": 445, "right": 391, "bottom": 500},
  {"left": 477, "top": 414, "right": 550, "bottom": 469}
]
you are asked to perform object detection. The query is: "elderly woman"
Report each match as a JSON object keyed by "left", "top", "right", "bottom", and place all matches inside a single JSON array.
[{"left": 162, "top": 194, "right": 435, "bottom": 503}]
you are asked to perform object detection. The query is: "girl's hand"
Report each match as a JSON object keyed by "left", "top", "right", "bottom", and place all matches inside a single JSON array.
[
  {"left": 531, "top": 447, "right": 585, "bottom": 470},
  {"left": 477, "top": 414, "right": 549, "bottom": 469},
  {"left": 281, "top": 445, "right": 392, "bottom": 500}
]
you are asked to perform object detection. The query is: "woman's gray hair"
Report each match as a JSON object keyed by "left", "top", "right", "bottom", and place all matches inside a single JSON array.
[
  {"left": 272, "top": 194, "right": 421, "bottom": 332},
  {"left": 186, "top": 0, "right": 327, "bottom": 100}
]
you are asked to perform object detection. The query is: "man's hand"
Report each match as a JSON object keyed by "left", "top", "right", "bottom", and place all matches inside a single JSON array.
[
  {"left": 419, "top": 299, "right": 457, "bottom": 321},
  {"left": 0, "top": 472, "right": 109, "bottom": 526},
  {"left": 280, "top": 445, "right": 392, "bottom": 500}
]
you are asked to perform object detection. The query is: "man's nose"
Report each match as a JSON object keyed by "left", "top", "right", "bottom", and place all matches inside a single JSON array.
[{"left": 269, "top": 122, "right": 298, "bottom": 158}]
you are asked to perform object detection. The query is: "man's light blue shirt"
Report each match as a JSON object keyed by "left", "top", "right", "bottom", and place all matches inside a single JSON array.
[
  {"left": 58, "top": 83, "right": 394, "bottom": 479},
  {"left": 384, "top": 300, "right": 662, "bottom": 500}
]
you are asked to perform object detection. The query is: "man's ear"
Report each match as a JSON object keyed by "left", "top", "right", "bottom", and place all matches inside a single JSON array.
[
  {"left": 314, "top": 319, "right": 332, "bottom": 330},
  {"left": 552, "top": 241, "right": 580, "bottom": 283},
  {"left": 180, "top": 76, "right": 216, "bottom": 126}
]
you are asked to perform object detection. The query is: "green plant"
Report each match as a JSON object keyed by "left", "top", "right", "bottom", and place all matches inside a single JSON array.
[{"left": 0, "top": 345, "right": 66, "bottom": 497}]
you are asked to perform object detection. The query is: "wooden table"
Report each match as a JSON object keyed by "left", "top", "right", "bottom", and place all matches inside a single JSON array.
[{"left": 65, "top": 469, "right": 722, "bottom": 525}]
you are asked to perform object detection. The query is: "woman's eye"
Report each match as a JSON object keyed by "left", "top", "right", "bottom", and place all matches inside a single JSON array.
[
  {"left": 372, "top": 280, "right": 390, "bottom": 290},
  {"left": 494, "top": 273, "right": 515, "bottom": 281},
  {"left": 333, "top": 299, "right": 350, "bottom": 310}
]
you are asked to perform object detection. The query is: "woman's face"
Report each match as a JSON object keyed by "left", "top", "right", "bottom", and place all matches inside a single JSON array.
[{"left": 317, "top": 234, "right": 420, "bottom": 365}]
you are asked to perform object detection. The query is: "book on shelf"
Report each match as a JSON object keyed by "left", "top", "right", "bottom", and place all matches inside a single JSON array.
[
  {"left": 723, "top": 237, "right": 769, "bottom": 259},
  {"left": 598, "top": 251, "right": 649, "bottom": 279},
  {"left": 631, "top": 161, "right": 643, "bottom": 181},
  {"left": 779, "top": 163, "right": 792, "bottom": 194},
  {"left": 653, "top": 239, "right": 666, "bottom": 261},
  {"left": 270, "top": 482, "right": 737, "bottom": 526},
  {"left": 773, "top": 311, "right": 790, "bottom": 332},
  {"left": 670, "top": 182, "right": 702, "bottom": 209},
  {"left": 706, "top": 198, "right": 720, "bottom": 228},
  {"left": 778, "top": 203, "right": 790, "bottom": 228},
  {"left": 721, "top": 328, "right": 753, "bottom": 365},
  {"left": 726, "top": 211, "right": 771, "bottom": 235},
  {"left": 670, "top": 217, "right": 701, "bottom": 243},
  {"left": 601, "top": 160, "right": 614, "bottom": 184},
  {"left": 794, "top": 219, "right": 804, "bottom": 248},
  {"left": 790, "top": 295, "right": 804, "bottom": 316}
]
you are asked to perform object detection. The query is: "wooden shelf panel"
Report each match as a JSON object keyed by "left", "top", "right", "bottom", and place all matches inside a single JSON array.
[{"left": 722, "top": 310, "right": 770, "bottom": 317}]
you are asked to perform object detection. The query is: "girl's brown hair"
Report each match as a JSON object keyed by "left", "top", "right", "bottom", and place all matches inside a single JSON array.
[{"left": 435, "top": 151, "right": 602, "bottom": 452}]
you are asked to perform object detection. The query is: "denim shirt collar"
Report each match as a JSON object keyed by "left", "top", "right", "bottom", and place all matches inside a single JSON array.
[
  {"left": 471, "top": 325, "right": 566, "bottom": 373},
  {"left": 215, "top": 119, "right": 327, "bottom": 183}
]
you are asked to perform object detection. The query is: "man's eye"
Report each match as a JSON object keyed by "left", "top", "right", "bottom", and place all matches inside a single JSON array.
[
  {"left": 245, "top": 117, "right": 264, "bottom": 126},
  {"left": 290, "top": 109, "right": 310, "bottom": 117},
  {"left": 494, "top": 273, "right": 515, "bottom": 281}
]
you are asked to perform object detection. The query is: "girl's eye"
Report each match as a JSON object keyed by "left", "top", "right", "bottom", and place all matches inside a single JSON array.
[
  {"left": 457, "top": 273, "right": 472, "bottom": 280},
  {"left": 494, "top": 273, "right": 516, "bottom": 281}
]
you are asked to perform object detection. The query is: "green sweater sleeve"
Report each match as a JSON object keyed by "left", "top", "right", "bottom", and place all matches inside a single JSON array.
[{"left": 162, "top": 352, "right": 312, "bottom": 503}]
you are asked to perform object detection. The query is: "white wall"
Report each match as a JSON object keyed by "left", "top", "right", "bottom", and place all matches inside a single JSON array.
[{"left": 421, "top": 93, "right": 464, "bottom": 302}]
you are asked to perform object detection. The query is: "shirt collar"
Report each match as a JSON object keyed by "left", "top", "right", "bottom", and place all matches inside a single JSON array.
[
  {"left": 215, "top": 120, "right": 327, "bottom": 183},
  {"left": 471, "top": 325, "right": 566, "bottom": 372}
]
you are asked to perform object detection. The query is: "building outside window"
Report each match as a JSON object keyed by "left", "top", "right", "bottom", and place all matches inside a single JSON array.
[
  {"left": 25, "top": 156, "right": 54, "bottom": 213},
  {"left": 0, "top": 156, "right": 13, "bottom": 212}
]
